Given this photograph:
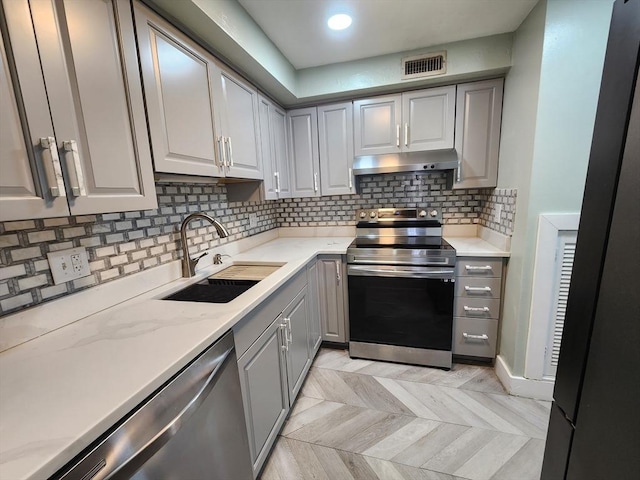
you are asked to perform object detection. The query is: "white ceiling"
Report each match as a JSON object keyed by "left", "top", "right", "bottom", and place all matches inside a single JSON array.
[{"left": 238, "top": 0, "right": 538, "bottom": 69}]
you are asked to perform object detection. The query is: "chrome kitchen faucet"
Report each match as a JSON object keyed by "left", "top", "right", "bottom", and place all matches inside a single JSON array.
[{"left": 179, "top": 213, "right": 229, "bottom": 277}]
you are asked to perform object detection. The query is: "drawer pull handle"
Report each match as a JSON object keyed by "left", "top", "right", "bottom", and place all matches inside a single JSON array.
[
  {"left": 464, "top": 306, "right": 490, "bottom": 314},
  {"left": 465, "top": 286, "right": 492, "bottom": 293},
  {"left": 463, "top": 332, "right": 489, "bottom": 341},
  {"left": 465, "top": 265, "right": 492, "bottom": 271}
]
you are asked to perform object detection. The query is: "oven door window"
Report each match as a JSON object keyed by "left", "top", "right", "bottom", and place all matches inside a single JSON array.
[{"left": 348, "top": 275, "right": 453, "bottom": 351}]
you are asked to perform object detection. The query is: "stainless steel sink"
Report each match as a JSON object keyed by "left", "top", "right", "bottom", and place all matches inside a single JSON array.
[{"left": 163, "top": 278, "right": 259, "bottom": 303}]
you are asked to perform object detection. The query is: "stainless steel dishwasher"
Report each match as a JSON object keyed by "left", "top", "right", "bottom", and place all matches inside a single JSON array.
[{"left": 55, "top": 331, "right": 253, "bottom": 480}]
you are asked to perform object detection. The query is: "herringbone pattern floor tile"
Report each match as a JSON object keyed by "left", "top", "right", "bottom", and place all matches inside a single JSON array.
[{"left": 259, "top": 348, "right": 550, "bottom": 480}]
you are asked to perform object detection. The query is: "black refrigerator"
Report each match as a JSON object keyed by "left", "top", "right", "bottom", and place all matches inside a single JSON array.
[{"left": 540, "top": 0, "right": 639, "bottom": 478}]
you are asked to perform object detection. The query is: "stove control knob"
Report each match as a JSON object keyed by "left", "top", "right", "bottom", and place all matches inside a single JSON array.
[
  {"left": 359, "top": 211, "right": 366, "bottom": 219},
  {"left": 430, "top": 210, "right": 439, "bottom": 218},
  {"left": 369, "top": 211, "right": 377, "bottom": 218},
  {"left": 418, "top": 210, "right": 427, "bottom": 218}
]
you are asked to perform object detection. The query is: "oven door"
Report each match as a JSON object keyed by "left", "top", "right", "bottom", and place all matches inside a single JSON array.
[{"left": 348, "top": 265, "right": 454, "bottom": 351}]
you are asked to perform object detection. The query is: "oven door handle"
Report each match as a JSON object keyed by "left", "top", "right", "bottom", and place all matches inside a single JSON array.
[{"left": 347, "top": 265, "right": 455, "bottom": 279}]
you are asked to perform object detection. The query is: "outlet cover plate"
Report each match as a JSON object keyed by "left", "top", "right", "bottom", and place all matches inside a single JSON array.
[
  {"left": 249, "top": 213, "right": 258, "bottom": 228},
  {"left": 47, "top": 247, "right": 91, "bottom": 285}
]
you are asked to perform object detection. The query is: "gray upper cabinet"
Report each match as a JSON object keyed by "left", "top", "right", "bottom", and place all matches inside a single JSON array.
[
  {"left": 287, "top": 107, "right": 320, "bottom": 197},
  {"left": 0, "top": 11, "right": 69, "bottom": 221},
  {"left": 453, "top": 78, "right": 504, "bottom": 189},
  {"left": 213, "top": 67, "right": 263, "bottom": 179},
  {"left": 318, "top": 102, "right": 355, "bottom": 196},
  {"left": 402, "top": 86, "right": 455, "bottom": 152},
  {"left": 258, "top": 95, "right": 290, "bottom": 199},
  {"left": 136, "top": 3, "right": 262, "bottom": 181},
  {"left": 135, "top": 5, "right": 220, "bottom": 177},
  {"left": 354, "top": 86, "right": 455, "bottom": 157},
  {"left": 353, "top": 95, "right": 402, "bottom": 156},
  {"left": 318, "top": 255, "right": 348, "bottom": 343},
  {"left": 1, "top": 0, "right": 156, "bottom": 220}
]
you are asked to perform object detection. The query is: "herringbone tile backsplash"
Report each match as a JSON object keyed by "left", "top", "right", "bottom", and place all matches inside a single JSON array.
[{"left": 0, "top": 173, "right": 516, "bottom": 316}]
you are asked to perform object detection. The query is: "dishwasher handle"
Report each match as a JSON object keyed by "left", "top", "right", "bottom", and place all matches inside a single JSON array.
[{"left": 111, "top": 345, "right": 235, "bottom": 479}]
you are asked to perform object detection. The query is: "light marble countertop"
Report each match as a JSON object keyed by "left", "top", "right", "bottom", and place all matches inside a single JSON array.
[
  {"left": 445, "top": 236, "right": 510, "bottom": 257},
  {"left": 0, "top": 231, "right": 508, "bottom": 480},
  {"left": 0, "top": 237, "right": 352, "bottom": 480}
]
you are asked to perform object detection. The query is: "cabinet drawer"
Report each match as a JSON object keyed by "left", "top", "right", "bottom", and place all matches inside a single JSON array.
[
  {"left": 455, "top": 277, "right": 502, "bottom": 299},
  {"left": 453, "top": 317, "right": 498, "bottom": 358},
  {"left": 456, "top": 258, "right": 503, "bottom": 278},
  {"left": 454, "top": 297, "right": 501, "bottom": 319}
]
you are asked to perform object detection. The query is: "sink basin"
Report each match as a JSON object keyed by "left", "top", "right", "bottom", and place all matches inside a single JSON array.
[{"left": 163, "top": 278, "right": 259, "bottom": 303}]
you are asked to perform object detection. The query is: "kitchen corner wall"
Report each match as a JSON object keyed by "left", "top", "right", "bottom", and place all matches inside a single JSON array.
[{"left": 0, "top": 173, "right": 515, "bottom": 317}]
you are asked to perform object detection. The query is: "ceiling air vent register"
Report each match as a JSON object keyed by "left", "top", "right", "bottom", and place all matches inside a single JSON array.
[{"left": 402, "top": 52, "right": 446, "bottom": 79}]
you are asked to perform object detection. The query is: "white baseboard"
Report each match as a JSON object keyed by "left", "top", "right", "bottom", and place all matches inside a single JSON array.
[{"left": 495, "top": 355, "right": 555, "bottom": 401}]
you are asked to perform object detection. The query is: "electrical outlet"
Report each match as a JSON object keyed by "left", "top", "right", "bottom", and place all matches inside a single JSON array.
[
  {"left": 47, "top": 247, "right": 91, "bottom": 285},
  {"left": 249, "top": 213, "right": 258, "bottom": 228},
  {"left": 494, "top": 204, "right": 503, "bottom": 223}
]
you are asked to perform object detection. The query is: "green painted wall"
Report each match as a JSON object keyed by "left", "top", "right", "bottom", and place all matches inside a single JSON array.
[{"left": 498, "top": 0, "right": 614, "bottom": 376}]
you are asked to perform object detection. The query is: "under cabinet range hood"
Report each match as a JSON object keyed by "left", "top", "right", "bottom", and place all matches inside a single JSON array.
[{"left": 352, "top": 149, "right": 459, "bottom": 176}]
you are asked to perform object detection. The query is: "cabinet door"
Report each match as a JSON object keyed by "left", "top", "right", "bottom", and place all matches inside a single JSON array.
[
  {"left": 453, "top": 78, "right": 504, "bottom": 189},
  {"left": 307, "top": 260, "right": 322, "bottom": 357},
  {"left": 287, "top": 107, "right": 320, "bottom": 197},
  {"left": 135, "top": 5, "right": 221, "bottom": 178},
  {"left": 318, "top": 102, "right": 355, "bottom": 196},
  {"left": 258, "top": 95, "right": 278, "bottom": 200},
  {"left": 318, "top": 255, "right": 347, "bottom": 343},
  {"left": 284, "top": 287, "right": 311, "bottom": 403},
  {"left": 403, "top": 86, "right": 455, "bottom": 152},
  {"left": 353, "top": 95, "right": 402, "bottom": 156},
  {"left": 0, "top": 5, "right": 69, "bottom": 221},
  {"left": 215, "top": 67, "right": 262, "bottom": 179},
  {"left": 258, "top": 95, "right": 290, "bottom": 199},
  {"left": 31, "top": 0, "right": 156, "bottom": 215},
  {"left": 271, "top": 105, "right": 291, "bottom": 198},
  {"left": 237, "top": 318, "right": 289, "bottom": 476}
]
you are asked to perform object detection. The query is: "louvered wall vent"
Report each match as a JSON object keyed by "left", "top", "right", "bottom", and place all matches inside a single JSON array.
[{"left": 401, "top": 52, "right": 446, "bottom": 79}]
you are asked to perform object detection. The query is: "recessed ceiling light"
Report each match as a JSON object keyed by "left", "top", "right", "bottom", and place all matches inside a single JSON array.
[{"left": 327, "top": 14, "right": 352, "bottom": 31}]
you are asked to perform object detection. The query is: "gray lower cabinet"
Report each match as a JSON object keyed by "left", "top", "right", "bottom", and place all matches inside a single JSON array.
[
  {"left": 237, "top": 318, "right": 289, "bottom": 478},
  {"left": 235, "top": 265, "right": 319, "bottom": 477},
  {"left": 307, "top": 260, "right": 322, "bottom": 356},
  {"left": 284, "top": 287, "right": 311, "bottom": 402},
  {"left": 317, "top": 255, "right": 348, "bottom": 343},
  {"left": 453, "top": 256, "right": 505, "bottom": 359}
]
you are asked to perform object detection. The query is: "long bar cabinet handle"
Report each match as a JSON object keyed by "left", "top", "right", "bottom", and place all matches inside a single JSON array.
[
  {"left": 216, "top": 136, "right": 225, "bottom": 170},
  {"left": 274, "top": 172, "right": 280, "bottom": 193},
  {"left": 404, "top": 123, "right": 408, "bottom": 146},
  {"left": 227, "top": 137, "right": 234, "bottom": 167},
  {"left": 39, "top": 136, "right": 66, "bottom": 197},
  {"left": 465, "top": 286, "right": 492, "bottom": 293},
  {"left": 396, "top": 124, "right": 400, "bottom": 147},
  {"left": 348, "top": 168, "right": 353, "bottom": 189},
  {"left": 463, "top": 333, "right": 489, "bottom": 341},
  {"left": 465, "top": 265, "right": 492, "bottom": 271},
  {"left": 63, "top": 140, "right": 86, "bottom": 196},
  {"left": 463, "top": 306, "right": 490, "bottom": 313}
]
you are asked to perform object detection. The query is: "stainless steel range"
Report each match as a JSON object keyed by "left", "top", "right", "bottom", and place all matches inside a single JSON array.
[{"left": 347, "top": 208, "right": 456, "bottom": 369}]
